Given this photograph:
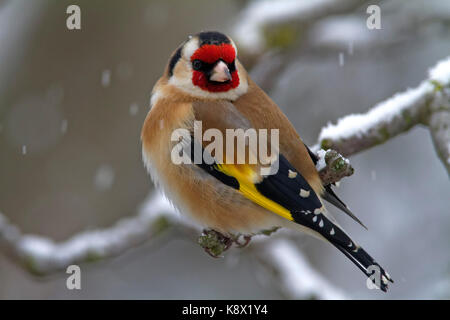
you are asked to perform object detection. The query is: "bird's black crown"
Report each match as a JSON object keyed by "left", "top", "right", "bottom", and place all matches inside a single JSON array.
[{"left": 197, "top": 31, "right": 230, "bottom": 46}]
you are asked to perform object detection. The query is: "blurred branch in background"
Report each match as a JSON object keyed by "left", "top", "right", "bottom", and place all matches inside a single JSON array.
[
  {"left": 238, "top": 0, "right": 450, "bottom": 105},
  {"left": 234, "top": 0, "right": 371, "bottom": 53},
  {"left": 252, "top": 238, "right": 346, "bottom": 299},
  {"left": 0, "top": 194, "right": 183, "bottom": 275},
  {"left": 0, "top": 191, "right": 346, "bottom": 299},
  {"left": 234, "top": 0, "right": 371, "bottom": 91}
]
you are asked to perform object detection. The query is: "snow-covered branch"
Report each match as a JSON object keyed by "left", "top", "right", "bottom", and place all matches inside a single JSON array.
[
  {"left": 0, "top": 194, "right": 185, "bottom": 275},
  {"left": 318, "top": 56, "right": 450, "bottom": 174},
  {"left": 0, "top": 193, "right": 343, "bottom": 299},
  {"left": 428, "top": 59, "right": 450, "bottom": 175}
]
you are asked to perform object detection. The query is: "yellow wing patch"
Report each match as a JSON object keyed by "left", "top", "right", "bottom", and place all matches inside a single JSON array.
[{"left": 216, "top": 163, "right": 294, "bottom": 222}]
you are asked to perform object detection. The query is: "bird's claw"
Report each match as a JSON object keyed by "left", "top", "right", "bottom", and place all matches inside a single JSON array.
[
  {"left": 198, "top": 229, "right": 252, "bottom": 258},
  {"left": 233, "top": 234, "right": 252, "bottom": 248}
]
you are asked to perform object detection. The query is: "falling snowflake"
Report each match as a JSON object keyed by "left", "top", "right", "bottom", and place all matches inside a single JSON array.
[
  {"left": 61, "top": 119, "right": 68, "bottom": 134},
  {"left": 101, "top": 70, "right": 111, "bottom": 87},
  {"left": 94, "top": 164, "right": 115, "bottom": 191},
  {"left": 339, "top": 52, "right": 344, "bottom": 66},
  {"left": 129, "top": 103, "right": 139, "bottom": 116}
]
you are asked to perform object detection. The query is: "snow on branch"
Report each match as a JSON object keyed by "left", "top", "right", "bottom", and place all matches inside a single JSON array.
[
  {"left": 318, "top": 56, "right": 450, "bottom": 174},
  {"left": 0, "top": 192, "right": 344, "bottom": 299},
  {"left": 318, "top": 83, "right": 431, "bottom": 154},
  {"left": 0, "top": 194, "right": 183, "bottom": 275}
]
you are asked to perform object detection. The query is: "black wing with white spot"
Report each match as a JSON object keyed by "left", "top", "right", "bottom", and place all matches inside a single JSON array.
[{"left": 255, "top": 154, "right": 392, "bottom": 291}]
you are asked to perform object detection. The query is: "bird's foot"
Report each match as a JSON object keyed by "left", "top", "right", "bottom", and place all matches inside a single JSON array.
[
  {"left": 198, "top": 229, "right": 233, "bottom": 258},
  {"left": 198, "top": 230, "right": 253, "bottom": 258}
]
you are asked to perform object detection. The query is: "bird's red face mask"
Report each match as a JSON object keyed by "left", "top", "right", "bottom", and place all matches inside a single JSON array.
[{"left": 190, "top": 43, "right": 240, "bottom": 92}]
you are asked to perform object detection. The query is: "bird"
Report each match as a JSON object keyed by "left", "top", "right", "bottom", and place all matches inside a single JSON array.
[{"left": 141, "top": 31, "right": 393, "bottom": 291}]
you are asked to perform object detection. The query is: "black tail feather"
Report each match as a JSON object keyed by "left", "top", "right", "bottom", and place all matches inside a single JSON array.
[
  {"left": 332, "top": 242, "right": 393, "bottom": 292},
  {"left": 323, "top": 185, "right": 368, "bottom": 230}
]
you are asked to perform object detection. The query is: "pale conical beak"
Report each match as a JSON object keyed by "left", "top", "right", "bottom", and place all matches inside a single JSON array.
[{"left": 209, "top": 60, "right": 232, "bottom": 82}]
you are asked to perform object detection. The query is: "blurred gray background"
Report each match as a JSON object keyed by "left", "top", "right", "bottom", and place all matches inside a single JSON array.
[{"left": 0, "top": 0, "right": 449, "bottom": 299}]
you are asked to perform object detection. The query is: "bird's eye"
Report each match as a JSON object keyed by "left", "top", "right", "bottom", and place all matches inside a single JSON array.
[
  {"left": 228, "top": 59, "right": 236, "bottom": 72},
  {"left": 192, "top": 60, "right": 203, "bottom": 71}
]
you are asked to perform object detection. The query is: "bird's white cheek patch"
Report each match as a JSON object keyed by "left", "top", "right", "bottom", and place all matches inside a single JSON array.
[{"left": 183, "top": 38, "right": 200, "bottom": 60}]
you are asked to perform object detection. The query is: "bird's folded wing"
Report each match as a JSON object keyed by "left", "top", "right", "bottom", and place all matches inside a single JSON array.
[
  {"left": 197, "top": 149, "right": 352, "bottom": 248},
  {"left": 190, "top": 100, "right": 343, "bottom": 241}
]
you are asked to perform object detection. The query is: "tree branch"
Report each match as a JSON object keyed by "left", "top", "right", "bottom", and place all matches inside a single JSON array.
[
  {"left": 316, "top": 149, "right": 354, "bottom": 185},
  {"left": 428, "top": 102, "right": 450, "bottom": 175},
  {"left": 0, "top": 194, "right": 184, "bottom": 275},
  {"left": 317, "top": 56, "right": 450, "bottom": 175},
  {"left": 0, "top": 194, "right": 344, "bottom": 299}
]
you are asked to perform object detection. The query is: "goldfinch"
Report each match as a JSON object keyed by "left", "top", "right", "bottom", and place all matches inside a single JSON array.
[{"left": 141, "top": 31, "right": 393, "bottom": 291}]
